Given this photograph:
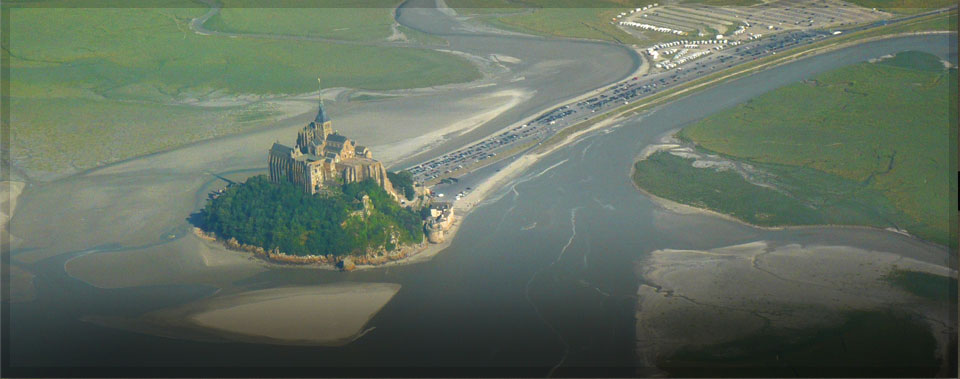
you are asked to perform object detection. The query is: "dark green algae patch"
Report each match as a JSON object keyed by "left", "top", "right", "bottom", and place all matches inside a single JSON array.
[{"left": 660, "top": 310, "right": 953, "bottom": 377}]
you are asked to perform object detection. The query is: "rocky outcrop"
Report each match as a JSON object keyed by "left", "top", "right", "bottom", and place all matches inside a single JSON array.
[
  {"left": 341, "top": 160, "right": 399, "bottom": 199},
  {"left": 195, "top": 227, "right": 427, "bottom": 269},
  {"left": 336, "top": 257, "right": 355, "bottom": 271}
]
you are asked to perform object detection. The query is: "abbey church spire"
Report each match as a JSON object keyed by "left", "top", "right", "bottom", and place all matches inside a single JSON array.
[
  {"left": 269, "top": 78, "right": 397, "bottom": 199},
  {"left": 315, "top": 76, "right": 331, "bottom": 125}
]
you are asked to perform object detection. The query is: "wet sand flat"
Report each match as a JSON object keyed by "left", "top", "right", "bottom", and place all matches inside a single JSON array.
[
  {"left": 64, "top": 234, "right": 267, "bottom": 289},
  {"left": 635, "top": 241, "right": 957, "bottom": 370},
  {"left": 6, "top": 264, "right": 36, "bottom": 303},
  {"left": 185, "top": 283, "right": 401, "bottom": 345}
]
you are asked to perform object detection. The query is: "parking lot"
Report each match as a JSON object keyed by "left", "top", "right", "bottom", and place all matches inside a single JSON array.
[
  {"left": 405, "top": 1, "right": 935, "bottom": 187},
  {"left": 406, "top": 28, "right": 836, "bottom": 184}
]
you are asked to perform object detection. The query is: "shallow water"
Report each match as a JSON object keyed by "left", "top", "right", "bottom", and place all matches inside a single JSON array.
[{"left": 5, "top": 1, "right": 957, "bottom": 375}]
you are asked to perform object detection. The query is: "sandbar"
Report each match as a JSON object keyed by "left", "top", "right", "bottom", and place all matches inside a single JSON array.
[
  {"left": 125, "top": 282, "right": 402, "bottom": 346},
  {"left": 635, "top": 241, "right": 957, "bottom": 372}
]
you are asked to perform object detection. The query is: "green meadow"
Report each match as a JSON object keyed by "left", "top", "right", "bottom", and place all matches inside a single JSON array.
[
  {"left": 494, "top": 6, "right": 643, "bottom": 44},
  {"left": 204, "top": 0, "right": 399, "bottom": 42},
  {"left": 8, "top": 1, "right": 479, "bottom": 177},
  {"left": 634, "top": 51, "right": 957, "bottom": 247},
  {"left": 9, "top": 5, "right": 478, "bottom": 95},
  {"left": 899, "top": 8, "right": 957, "bottom": 31},
  {"left": 205, "top": 0, "right": 451, "bottom": 45},
  {"left": 447, "top": 0, "right": 648, "bottom": 44},
  {"left": 448, "top": 0, "right": 770, "bottom": 44},
  {"left": 680, "top": 0, "right": 762, "bottom": 6},
  {"left": 634, "top": 151, "right": 909, "bottom": 228},
  {"left": 449, "top": 0, "right": 952, "bottom": 44},
  {"left": 846, "top": 0, "right": 957, "bottom": 14}
]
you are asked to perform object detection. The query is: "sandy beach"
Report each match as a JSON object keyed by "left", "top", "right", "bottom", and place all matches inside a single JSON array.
[
  {"left": 86, "top": 282, "right": 403, "bottom": 346},
  {"left": 454, "top": 111, "right": 630, "bottom": 215},
  {"left": 373, "top": 88, "right": 533, "bottom": 164},
  {"left": 635, "top": 241, "right": 957, "bottom": 372},
  {"left": 186, "top": 283, "right": 401, "bottom": 345},
  {"left": 65, "top": 232, "right": 269, "bottom": 289},
  {"left": 64, "top": 234, "right": 408, "bottom": 346}
]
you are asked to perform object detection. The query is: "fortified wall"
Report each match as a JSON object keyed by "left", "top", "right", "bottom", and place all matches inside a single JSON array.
[{"left": 425, "top": 202, "right": 455, "bottom": 243}]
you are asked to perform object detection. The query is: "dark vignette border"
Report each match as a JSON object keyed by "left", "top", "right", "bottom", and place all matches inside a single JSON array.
[
  {"left": 952, "top": 11, "right": 959, "bottom": 378},
  {"left": 0, "top": 1, "right": 957, "bottom": 378},
  {"left": 2, "top": 1, "right": 12, "bottom": 377},
  {"left": 0, "top": 0, "right": 953, "bottom": 8}
]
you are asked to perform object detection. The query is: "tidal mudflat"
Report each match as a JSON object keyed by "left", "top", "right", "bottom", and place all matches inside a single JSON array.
[
  {"left": 159, "top": 283, "right": 401, "bottom": 346},
  {"left": 5, "top": 2, "right": 956, "bottom": 376},
  {"left": 636, "top": 241, "right": 956, "bottom": 376}
]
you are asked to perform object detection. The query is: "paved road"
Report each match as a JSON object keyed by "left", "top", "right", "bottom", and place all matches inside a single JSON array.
[{"left": 406, "top": 6, "right": 956, "bottom": 185}]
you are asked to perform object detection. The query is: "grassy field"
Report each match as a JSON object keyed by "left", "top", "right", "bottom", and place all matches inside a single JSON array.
[
  {"left": 857, "top": 7, "right": 957, "bottom": 33},
  {"left": 846, "top": 0, "right": 957, "bottom": 14},
  {"left": 494, "top": 6, "right": 642, "bottom": 43},
  {"left": 9, "top": 97, "right": 276, "bottom": 173},
  {"left": 539, "top": 9, "right": 955, "bottom": 153},
  {"left": 680, "top": 0, "right": 762, "bottom": 6},
  {"left": 10, "top": 5, "right": 479, "bottom": 95},
  {"left": 443, "top": 0, "right": 527, "bottom": 15},
  {"left": 447, "top": 0, "right": 653, "bottom": 44},
  {"left": 397, "top": 24, "right": 452, "bottom": 46},
  {"left": 633, "top": 51, "right": 957, "bottom": 247},
  {"left": 204, "top": 0, "right": 400, "bottom": 42},
  {"left": 452, "top": 0, "right": 951, "bottom": 43},
  {"left": 634, "top": 151, "right": 911, "bottom": 228},
  {"left": 7, "top": 1, "right": 479, "bottom": 177},
  {"left": 536, "top": 8, "right": 956, "bottom": 159}
]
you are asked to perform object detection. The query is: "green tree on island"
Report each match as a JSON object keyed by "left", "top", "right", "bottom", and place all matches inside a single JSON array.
[
  {"left": 199, "top": 175, "right": 424, "bottom": 256},
  {"left": 387, "top": 170, "right": 417, "bottom": 200}
]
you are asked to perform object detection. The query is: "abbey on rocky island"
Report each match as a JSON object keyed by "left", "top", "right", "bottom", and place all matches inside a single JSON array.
[{"left": 268, "top": 97, "right": 398, "bottom": 199}]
